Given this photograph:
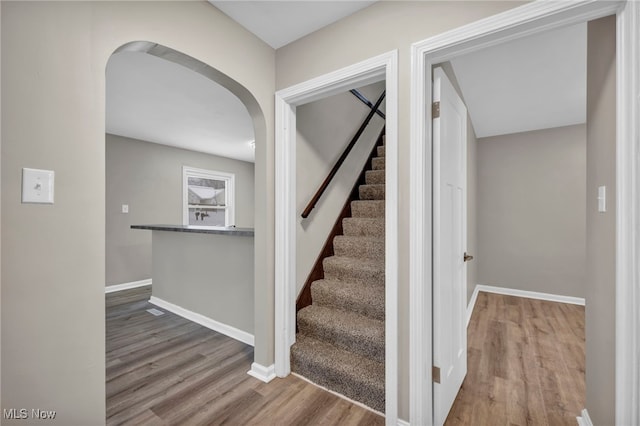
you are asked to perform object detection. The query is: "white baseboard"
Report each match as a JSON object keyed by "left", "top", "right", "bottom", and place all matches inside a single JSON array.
[
  {"left": 467, "top": 285, "right": 480, "bottom": 327},
  {"left": 148, "top": 296, "right": 254, "bottom": 346},
  {"left": 247, "top": 362, "right": 276, "bottom": 383},
  {"left": 577, "top": 409, "right": 593, "bottom": 426},
  {"left": 105, "top": 279, "right": 152, "bottom": 293},
  {"left": 476, "top": 284, "right": 585, "bottom": 306}
]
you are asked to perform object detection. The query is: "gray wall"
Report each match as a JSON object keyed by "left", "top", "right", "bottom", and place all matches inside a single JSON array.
[
  {"left": 296, "top": 82, "right": 385, "bottom": 292},
  {"left": 1, "top": 2, "right": 275, "bottom": 424},
  {"left": 477, "top": 124, "right": 587, "bottom": 298},
  {"left": 152, "top": 231, "right": 254, "bottom": 335},
  {"left": 466, "top": 116, "right": 478, "bottom": 304},
  {"left": 585, "top": 15, "right": 616, "bottom": 425},
  {"left": 106, "top": 134, "right": 255, "bottom": 287},
  {"left": 276, "top": 2, "right": 522, "bottom": 419}
]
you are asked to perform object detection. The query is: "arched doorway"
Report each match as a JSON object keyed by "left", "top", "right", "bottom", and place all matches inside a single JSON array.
[{"left": 104, "top": 41, "right": 268, "bottom": 423}]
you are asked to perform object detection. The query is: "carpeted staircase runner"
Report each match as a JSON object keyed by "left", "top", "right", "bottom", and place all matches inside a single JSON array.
[{"left": 291, "top": 136, "right": 385, "bottom": 413}]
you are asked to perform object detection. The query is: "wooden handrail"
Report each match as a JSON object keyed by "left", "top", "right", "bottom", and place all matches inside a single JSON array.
[
  {"left": 296, "top": 127, "right": 385, "bottom": 315},
  {"left": 350, "top": 89, "right": 386, "bottom": 119},
  {"left": 301, "top": 90, "right": 386, "bottom": 219}
]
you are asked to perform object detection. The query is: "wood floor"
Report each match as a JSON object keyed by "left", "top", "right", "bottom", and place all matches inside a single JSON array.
[
  {"left": 106, "top": 287, "right": 384, "bottom": 426},
  {"left": 108, "top": 288, "right": 584, "bottom": 425},
  {"left": 445, "top": 291, "right": 585, "bottom": 426}
]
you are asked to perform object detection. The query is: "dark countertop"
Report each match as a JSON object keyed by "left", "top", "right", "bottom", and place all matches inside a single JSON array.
[{"left": 131, "top": 224, "right": 254, "bottom": 237}]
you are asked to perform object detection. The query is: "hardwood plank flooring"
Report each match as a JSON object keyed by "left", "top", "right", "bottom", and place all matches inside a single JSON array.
[
  {"left": 106, "top": 287, "right": 383, "bottom": 426},
  {"left": 445, "top": 292, "right": 585, "bottom": 426}
]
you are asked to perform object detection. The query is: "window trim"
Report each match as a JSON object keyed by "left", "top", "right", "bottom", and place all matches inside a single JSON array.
[{"left": 182, "top": 166, "right": 235, "bottom": 227}]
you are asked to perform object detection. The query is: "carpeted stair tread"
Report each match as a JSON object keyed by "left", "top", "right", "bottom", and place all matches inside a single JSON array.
[
  {"left": 323, "top": 256, "right": 384, "bottom": 286},
  {"left": 371, "top": 157, "right": 385, "bottom": 170},
  {"left": 291, "top": 334, "right": 385, "bottom": 412},
  {"left": 365, "top": 170, "right": 385, "bottom": 185},
  {"left": 343, "top": 217, "right": 385, "bottom": 237},
  {"left": 351, "top": 200, "right": 385, "bottom": 218},
  {"left": 293, "top": 131, "right": 386, "bottom": 413},
  {"left": 333, "top": 235, "right": 384, "bottom": 260},
  {"left": 298, "top": 305, "right": 384, "bottom": 362},
  {"left": 359, "top": 184, "right": 385, "bottom": 200},
  {"left": 311, "top": 279, "right": 385, "bottom": 321}
]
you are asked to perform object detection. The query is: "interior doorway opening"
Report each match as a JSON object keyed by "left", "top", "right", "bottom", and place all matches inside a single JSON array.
[
  {"left": 274, "top": 50, "right": 399, "bottom": 422},
  {"left": 409, "top": 2, "right": 639, "bottom": 425},
  {"left": 104, "top": 41, "right": 267, "bottom": 424},
  {"left": 432, "top": 20, "right": 590, "bottom": 421}
]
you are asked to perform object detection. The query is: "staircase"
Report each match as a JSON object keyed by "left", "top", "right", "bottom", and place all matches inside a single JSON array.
[{"left": 291, "top": 135, "right": 385, "bottom": 413}]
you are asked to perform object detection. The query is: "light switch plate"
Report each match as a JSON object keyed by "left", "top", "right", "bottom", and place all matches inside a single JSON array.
[
  {"left": 22, "top": 168, "right": 55, "bottom": 204},
  {"left": 598, "top": 185, "right": 606, "bottom": 212},
  {"left": 122, "top": 204, "right": 129, "bottom": 214}
]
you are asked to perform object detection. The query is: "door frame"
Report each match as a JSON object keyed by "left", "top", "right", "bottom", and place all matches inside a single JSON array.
[
  {"left": 274, "top": 50, "right": 399, "bottom": 423},
  {"left": 409, "top": 1, "right": 639, "bottom": 425}
]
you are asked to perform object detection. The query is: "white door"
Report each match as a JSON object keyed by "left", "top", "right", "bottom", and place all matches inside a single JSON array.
[{"left": 433, "top": 67, "right": 468, "bottom": 426}]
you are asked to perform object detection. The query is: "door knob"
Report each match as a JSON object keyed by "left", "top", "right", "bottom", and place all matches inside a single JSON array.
[{"left": 464, "top": 252, "right": 474, "bottom": 262}]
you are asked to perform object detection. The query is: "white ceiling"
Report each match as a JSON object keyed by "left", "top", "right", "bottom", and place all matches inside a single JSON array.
[
  {"left": 106, "top": 3, "right": 378, "bottom": 161},
  {"left": 106, "top": 5, "right": 583, "bottom": 160},
  {"left": 209, "top": 1, "right": 377, "bottom": 49},
  {"left": 106, "top": 52, "right": 255, "bottom": 163},
  {"left": 450, "top": 22, "right": 587, "bottom": 138}
]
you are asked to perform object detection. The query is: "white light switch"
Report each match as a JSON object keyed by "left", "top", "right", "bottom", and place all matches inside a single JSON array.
[
  {"left": 598, "top": 185, "right": 606, "bottom": 212},
  {"left": 122, "top": 204, "right": 129, "bottom": 214},
  {"left": 22, "top": 168, "right": 54, "bottom": 204}
]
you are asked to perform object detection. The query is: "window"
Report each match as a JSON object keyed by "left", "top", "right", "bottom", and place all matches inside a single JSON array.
[{"left": 183, "top": 166, "right": 235, "bottom": 227}]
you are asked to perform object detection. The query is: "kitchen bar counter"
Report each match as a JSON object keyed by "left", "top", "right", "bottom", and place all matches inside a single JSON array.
[
  {"left": 132, "top": 224, "right": 254, "bottom": 345},
  {"left": 131, "top": 224, "right": 254, "bottom": 237}
]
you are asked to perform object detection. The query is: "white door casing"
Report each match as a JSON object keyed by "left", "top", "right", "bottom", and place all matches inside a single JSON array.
[
  {"left": 432, "top": 67, "right": 468, "bottom": 426},
  {"left": 410, "top": 2, "right": 638, "bottom": 426},
  {"left": 274, "top": 50, "right": 399, "bottom": 425}
]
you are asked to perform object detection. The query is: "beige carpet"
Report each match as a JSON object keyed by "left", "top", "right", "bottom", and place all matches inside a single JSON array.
[{"left": 291, "top": 136, "right": 385, "bottom": 413}]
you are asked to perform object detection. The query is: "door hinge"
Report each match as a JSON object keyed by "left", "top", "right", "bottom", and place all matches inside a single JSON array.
[
  {"left": 432, "top": 366, "right": 441, "bottom": 384},
  {"left": 432, "top": 101, "right": 440, "bottom": 119}
]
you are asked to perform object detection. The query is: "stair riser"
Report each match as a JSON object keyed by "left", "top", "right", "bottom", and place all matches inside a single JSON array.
[
  {"left": 333, "top": 237, "right": 384, "bottom": 260},
  {"left": 312, "top": 284, "right": 384, "bottom": 321},
  {"left": 365, "top": 170, "right": 385, "bottom": 185},
  {"left": 291, "top": 355, "right": 385, "bottom": 413},
  {"left": 377, "top": 146, "right": 385, "bottom": 157},
  {"left": 323, "top": 264, "right": 384, "bottom": 287},
  {"left": 371, "top": 157, "right": 385, "bottom": 170},
  {"left": 342, "top": 218, "right": 385, "bottom": 237},
  {"left": 351, "top": 201, "right": 385, "bottom": 218},
  {"left": 359, "top": 185, "right": 385, "bottom": 200}
]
